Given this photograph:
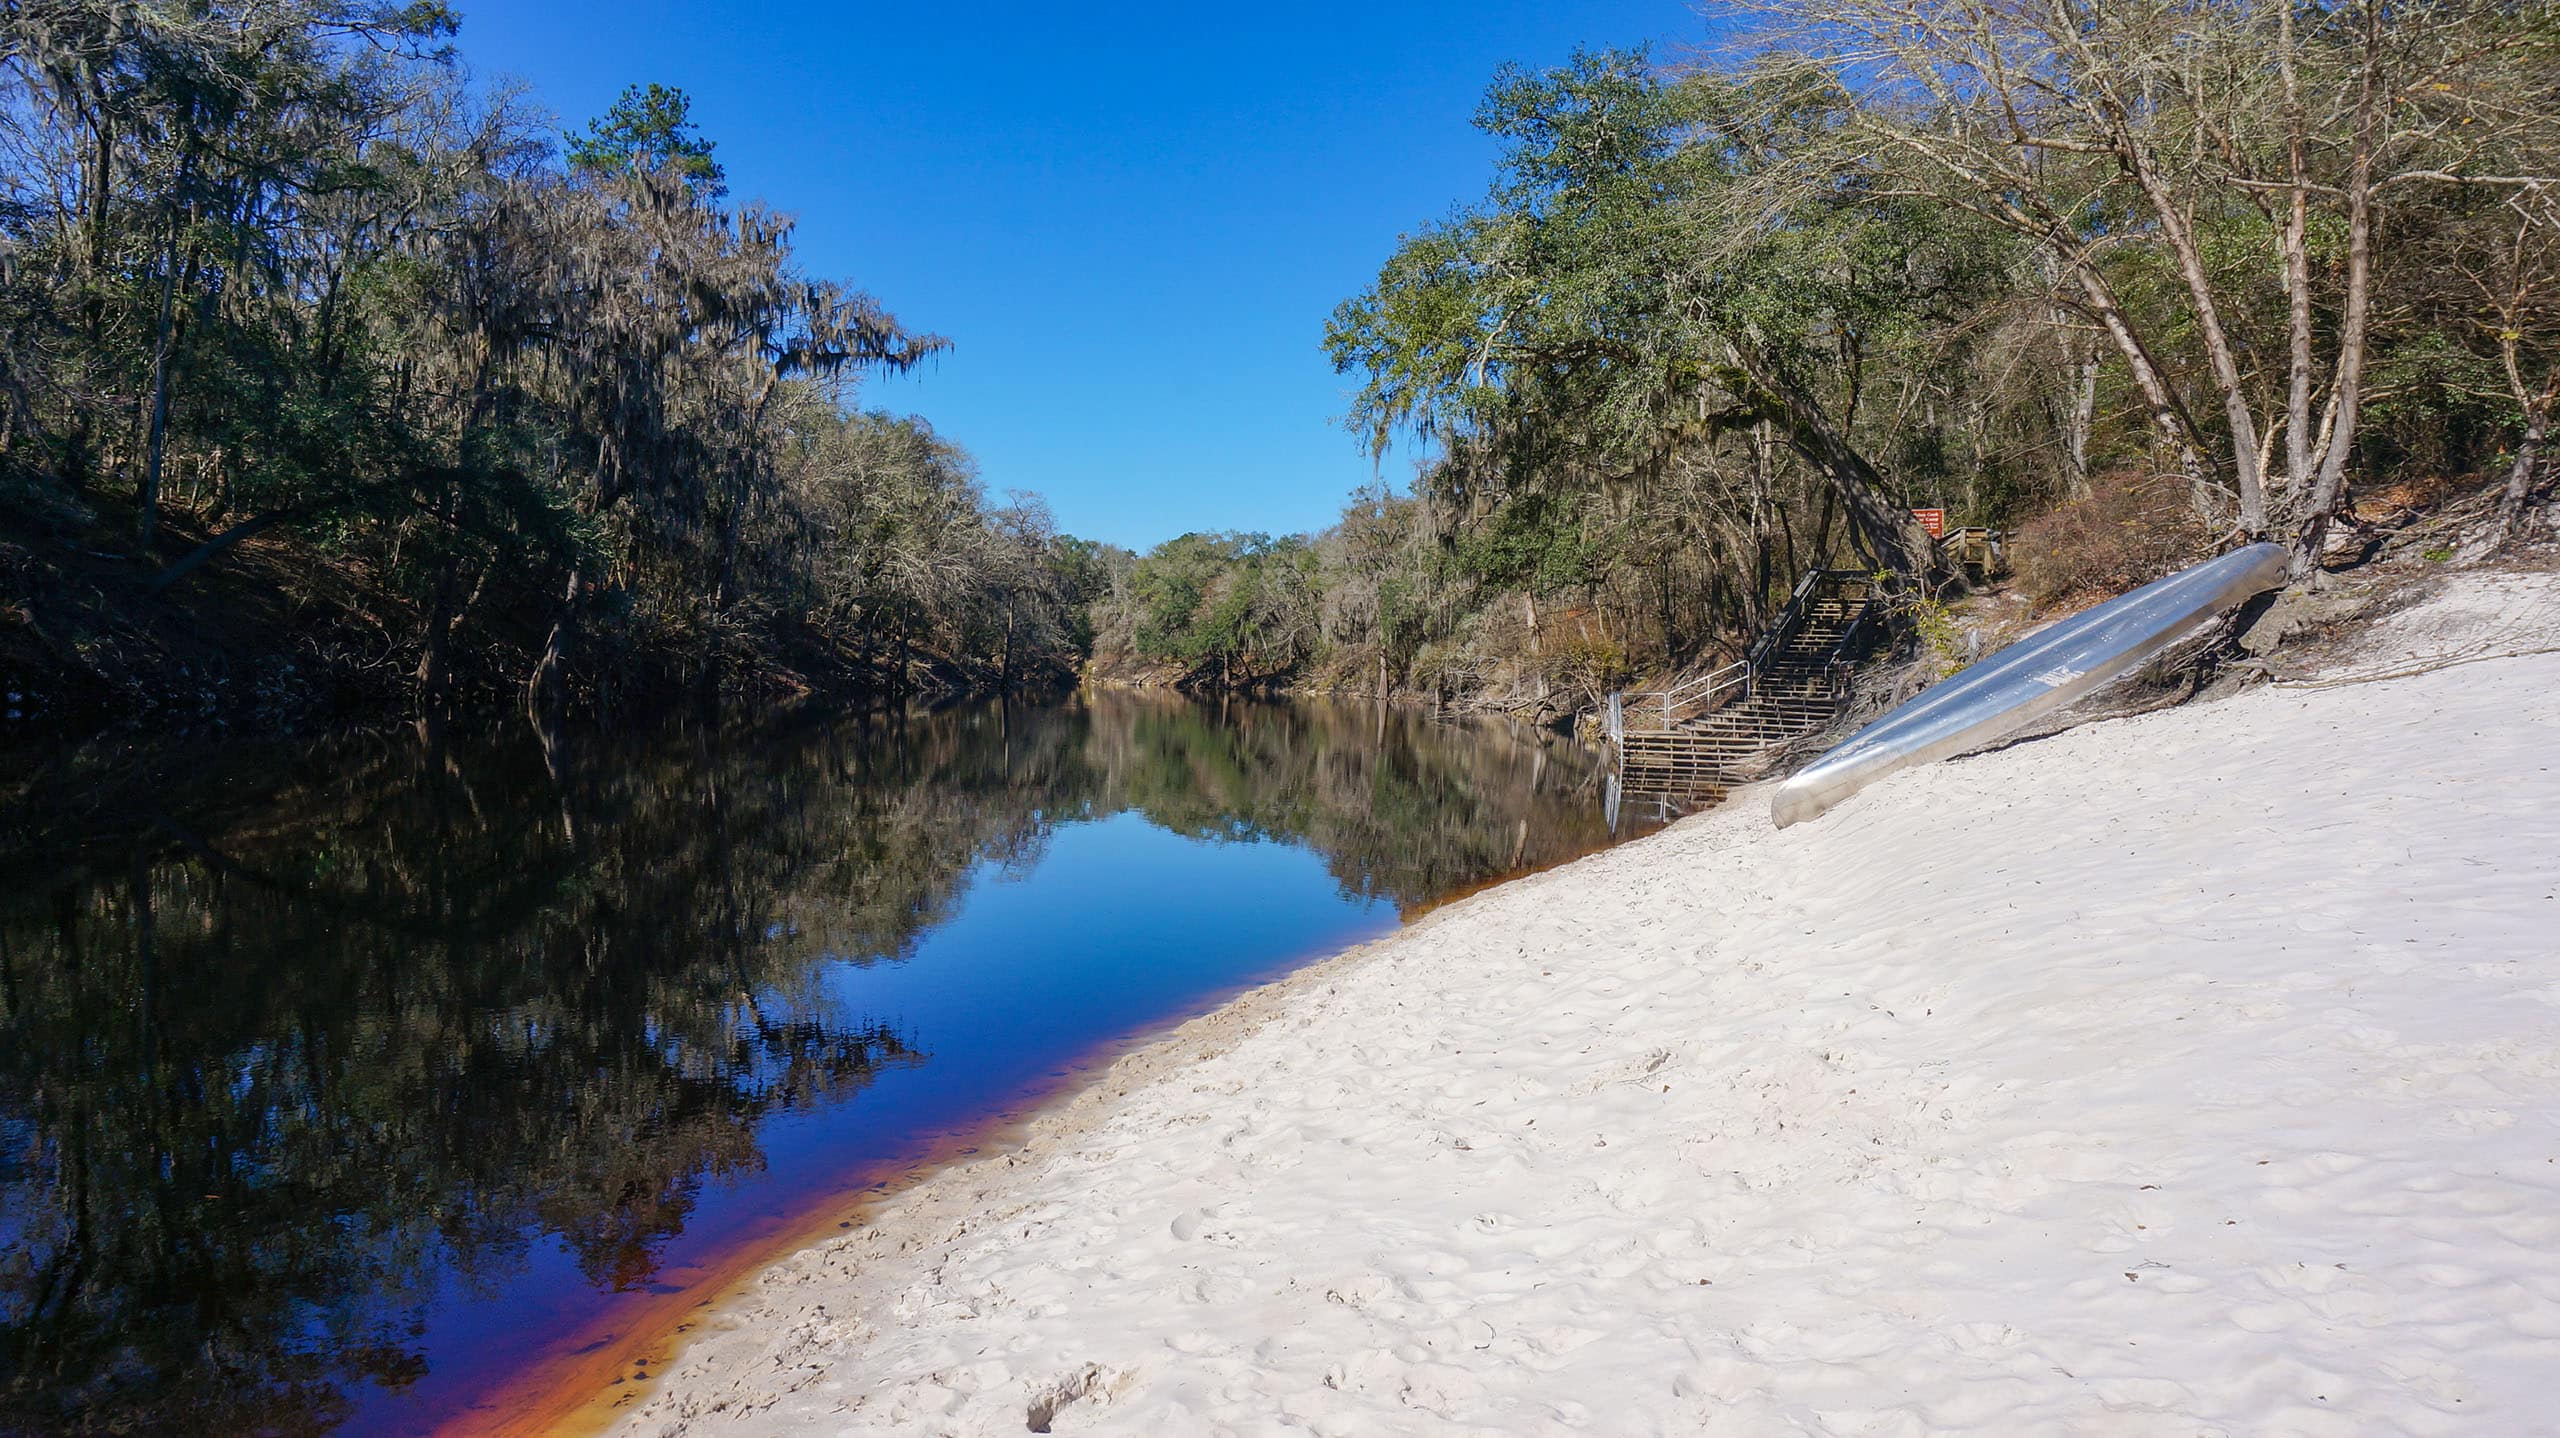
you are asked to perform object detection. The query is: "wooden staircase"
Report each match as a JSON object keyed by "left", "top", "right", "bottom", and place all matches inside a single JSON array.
[{"left": 1610, "top": 572, "right": 1881, "bottom": 794}]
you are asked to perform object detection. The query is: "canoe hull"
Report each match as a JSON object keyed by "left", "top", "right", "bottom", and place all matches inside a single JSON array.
[{"left": 1770, "top": 543, "right": 2289, "bottom": 829}]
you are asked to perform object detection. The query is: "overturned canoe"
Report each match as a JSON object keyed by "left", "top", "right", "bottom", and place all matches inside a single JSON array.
[{"left": 1770, "top": 542, "right": 2289, "bottom": 829}]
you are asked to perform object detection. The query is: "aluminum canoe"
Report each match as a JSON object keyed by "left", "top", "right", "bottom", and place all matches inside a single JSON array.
[{"left": 1770, "top": 542, "right": 2289, "bottom": 829}]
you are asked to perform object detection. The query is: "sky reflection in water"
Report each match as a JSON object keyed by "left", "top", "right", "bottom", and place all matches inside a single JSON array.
[{"left": 0, "top": 690, "right": 1664, "bottom": 1435}]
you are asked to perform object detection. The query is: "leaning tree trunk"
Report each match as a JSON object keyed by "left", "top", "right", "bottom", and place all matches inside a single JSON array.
[
  {"left": 2063, "top": 265, "right": 2214, "bottom": 503},
  {"left": 1730, "top": 343, "right": 1935, "bottom": 583},
  {"left": 2496, "top": 420, "right": 2548, "bottom": 539},
  {"left": 147, "top": 509, "right": 293, "bottom": 595},
  {"left": 2496, "top": 362, "right": 2555, "bottom": 541}
]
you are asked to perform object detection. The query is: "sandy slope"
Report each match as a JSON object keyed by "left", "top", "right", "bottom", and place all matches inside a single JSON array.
[{"left": 616, "top": 573, "right": 2560, "bottom": 1437}]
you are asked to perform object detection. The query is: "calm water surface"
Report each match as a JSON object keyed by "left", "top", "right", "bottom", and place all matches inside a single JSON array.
[{"left": 0, "top": 689, "right": 1670, "bottom": 1435}]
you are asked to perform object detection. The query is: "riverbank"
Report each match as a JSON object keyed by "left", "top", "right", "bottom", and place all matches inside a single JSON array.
[
  {"left": 1, "top": 489, "right": 1078, "bottom": 734},
  {"left": 611, "top": 569, "right": 2560, "bottom": 1435}
]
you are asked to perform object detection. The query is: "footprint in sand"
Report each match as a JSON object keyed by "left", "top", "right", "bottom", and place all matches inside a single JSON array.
[{"left": 1023, "top": 1363, "right": 1132, "bottom": 1433}]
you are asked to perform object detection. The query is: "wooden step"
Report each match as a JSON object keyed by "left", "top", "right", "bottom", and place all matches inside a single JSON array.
[
  {"left": 1614, "top": 576, "right": 1874, "bottom": 784},
  {"left": 1699, "top": 705, "right": 1832, "bottom": 721}
]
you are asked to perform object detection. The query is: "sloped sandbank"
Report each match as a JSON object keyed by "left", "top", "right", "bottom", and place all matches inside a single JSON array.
[{"left": 617, "top": 569, "right": 2560, "bottom": 1435}]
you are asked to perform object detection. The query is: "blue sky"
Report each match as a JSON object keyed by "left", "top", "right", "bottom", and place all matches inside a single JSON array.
[{"left": 454, "top": 1, "right": 1715, "bottom": 550}]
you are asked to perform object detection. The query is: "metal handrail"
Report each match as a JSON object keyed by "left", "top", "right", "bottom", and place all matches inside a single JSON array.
[
  {"left": 1746, "top": 569, "right": 1828, "bottom": 674},
  {"left": 1617, "top": 658, "right": 1749, "bottom": 733},
  {"left": 1659, "top": 659, "right": 1748, "bottom": 709},
  {"left": 1811, "top": 588, "right": 1883, "bottom": 710},
  {"left": 1824, "top": 594, "right": 1878, "bottom": 668},
  {"left": 1608, "top": 568, "right": 1872, "bottom": 742}
]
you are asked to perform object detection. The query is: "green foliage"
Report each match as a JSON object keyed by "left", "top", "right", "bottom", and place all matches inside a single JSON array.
[
  {"left": 1327, "top": 49, "right": 1713, "bottom": 473},
  {"left": 0, "top": 12, "right": 1073, "bottom": 715},
  {"left": 1902, "top": 595, "right": 1967, "bottom": 678},
  {"left": 568, "top": 82, "right": 727, "bottom": 200},
  {"left": 1310, "top": 6, "right": 2560, "bottom": 708},
  {"left": 1122, "top": 532, "right": 1318, "bottom": 682},
  {"left": 4, "top": 0, "right": 2552, "bottom": 725},
  {"left": 1329, "top": 46, "right": 2012, "bottom": 623},
  {"left": 1445, "top": 489, "right": 1597, "bottom": 592}
]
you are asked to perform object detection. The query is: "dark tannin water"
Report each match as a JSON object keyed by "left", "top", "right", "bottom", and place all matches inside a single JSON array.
[{"left": 0, "top": 690, "right": 1668, "bottom": 1435}]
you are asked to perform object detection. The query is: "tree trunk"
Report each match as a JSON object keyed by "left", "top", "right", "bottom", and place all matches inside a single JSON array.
[
  {"left": 414, "top": 470, "right": 472, "bottom": 705},
  {"left": 84, "top": 97, "right": 112, "bottom": 338},
  {"left": 1754, "top": 533, "right": 1773, "bottom": 631},
  {"left": 2496, "top": 409, "right": 2549, "bottom": 539},
  {"left": 313, "top": 264, "right": 346, "bottom": 394},
  {"left": 136, "top": 120, "right": 203, "bottom": 550},
  {"left": 527, "top": 567, "right": 581, "bottom": 711},
  {"left": 416, "top": 554, "right": 462, "bottom": 702},
  {"left": 147, "top": 509, "right": 292, "bottom": 596},
  {"left": 2290, "top": 12, "right": 2383, "bottom": 582},
  {"left": 2051, "top": 23, "right": 2265, "bottom": 532},
  {"left": 1523, "top": 591, "right": 1547, "bottom": 703},
  {"left": 1731, "top": 342, "right": 1934, "bottom": 582},
  {"left": 1752, "top": 417, "right": 1777, "bottom": 620},
  {"left": 2066, "top": 344, "right": 2098, "bottom": 496},
  {"left": 420, "top": 353, "right": 502, "bottom": 705},
  {"left": 138, "top": 225, "right": 183, "bottom": 549},
  {"left": 2496, "top": 346, "right": 2556, "bottom": 541},
  {"left": 1774, "top": 499, "right": 1799, "bottom": 599},
  {"left": 2064, "top": 265, "right": 2213, "bottom": 499},
  {"left": 2039, "top": 251, "right": 2099, "bottom": 499},
  {"left": 2123, "top": 188, "right": 2264, "bottom": 531},
  {"left": 2277, "top": 0, "right": 2318, "bottom": 502},
  {"left": 1654, "top": 556, "right": 1675, "bottom": 656}
]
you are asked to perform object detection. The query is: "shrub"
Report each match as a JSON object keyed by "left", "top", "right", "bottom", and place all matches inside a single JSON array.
[
  {"left": 2009, "top": 474, "right": 2213, "bottom": 608},
  {"left": 1901, "top": 596, "right": 1968, "bottom": 677}
]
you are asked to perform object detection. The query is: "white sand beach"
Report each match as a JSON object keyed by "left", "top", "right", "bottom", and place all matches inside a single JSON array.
[{"left": 614, "top": 571, "right": 2560, "bottom": 1436}]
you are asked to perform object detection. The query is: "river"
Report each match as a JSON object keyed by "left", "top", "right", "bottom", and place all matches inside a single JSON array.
[{"left": 0, "top": 689, "right": 1676, "bottom": 1435}]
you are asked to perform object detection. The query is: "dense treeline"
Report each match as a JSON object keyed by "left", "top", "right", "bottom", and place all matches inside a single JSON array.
[
  {"left": 1101, "top": 7, "right": 2558, "bottom": 717},
  {"left": 0, "top": 3, "right": 1095, "bottom": 719},
  {"left": 6, "top": 2, "right": 2552, "bottom": 727}
]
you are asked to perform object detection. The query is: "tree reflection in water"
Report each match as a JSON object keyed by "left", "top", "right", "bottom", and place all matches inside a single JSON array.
[{"left": 0, "top": 691, "right": 1643, "bottom": 1435}]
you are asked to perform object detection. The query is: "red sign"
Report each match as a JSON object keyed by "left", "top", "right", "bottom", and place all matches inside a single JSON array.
[{"left": 1912, "top": 507, "right": 1947, "bottom": 538}]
